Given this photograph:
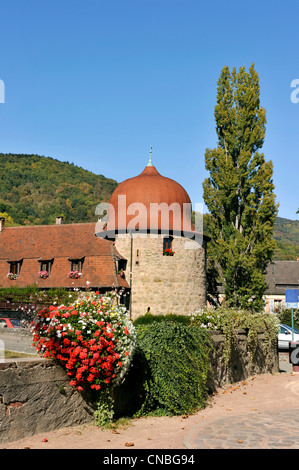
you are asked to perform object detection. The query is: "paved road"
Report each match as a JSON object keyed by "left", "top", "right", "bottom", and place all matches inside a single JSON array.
[
  {"left": 185, "top": 352, "right": 299, "bottom": 450},
  {"left": 185, "top": 408, "right": 299, "bottom": 449}
]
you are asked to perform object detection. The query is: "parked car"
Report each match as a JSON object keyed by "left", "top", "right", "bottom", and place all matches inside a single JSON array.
[
  {"left": 278, "top": 324, "right": 299, "bottom": 349},
  {"left": 0, "top": 317, "right": 24, "bottom": 328}
]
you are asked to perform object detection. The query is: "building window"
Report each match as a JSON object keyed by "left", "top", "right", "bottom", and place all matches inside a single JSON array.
[
  {"left": 163, "top": 237, "right": 174, "bottom": 256},
  {"left": 9, "top": 262, "right": 19, "bottom": 275},
  {"left": 117, "top": 259, "right": 127, "bottom": 278},
  {"left": 68, "top": 258, "right": 84, "bottom": 278},
  {"left": 7, "top": 260, "right": 22, "bottom": 279},
  {"left": 38, "top": 259, "right": 53, "bottom": 278},
  {"left": 70, "top": 259, "right": 83, "bottom": 272}
]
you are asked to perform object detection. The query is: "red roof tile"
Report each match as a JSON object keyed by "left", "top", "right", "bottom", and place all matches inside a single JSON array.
[{"left": 0, "top": 223, "right": 129, "bottom": 289}]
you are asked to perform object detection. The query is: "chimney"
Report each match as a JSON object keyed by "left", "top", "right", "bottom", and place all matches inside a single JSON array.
[
  {"left": 56, "top": 216, "right": 64, "bottom": 225},
  {"left": 0, "top": 217, "right": 5, "bottom": 232}
]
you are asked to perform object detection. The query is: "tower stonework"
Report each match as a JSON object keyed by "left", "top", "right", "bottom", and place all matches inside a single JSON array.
[{"left": 115, "top": 233, "right": 206, "bottom": 319}]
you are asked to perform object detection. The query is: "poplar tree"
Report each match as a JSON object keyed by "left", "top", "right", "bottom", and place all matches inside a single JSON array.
[{"left": 203, "top": 64, "right": 278, "bottom": 311}]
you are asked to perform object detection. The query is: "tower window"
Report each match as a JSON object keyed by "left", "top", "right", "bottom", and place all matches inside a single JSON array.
[
  {"left": 163, "top": 237, "right": 174, "bottom": 256},
  {"left": 117, "top": 259, "right": 127, "bottom": 277}
]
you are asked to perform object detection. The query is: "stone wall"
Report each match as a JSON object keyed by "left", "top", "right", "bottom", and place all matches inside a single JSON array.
[
  {"left": 115, "top": 233, "right": 206, "bottom": 319},
  {"left": 0, "top": 330, "right": 279, "bottom": 445},
  {"left": 0, "top": 358, "right": 96, "bottom": 445},
  {"left": 209, "top": 330, "right": 279, "bottom": 388}
]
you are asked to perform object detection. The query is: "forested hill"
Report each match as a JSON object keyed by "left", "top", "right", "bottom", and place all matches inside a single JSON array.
[
  {"left": 0, "top": 153, "right": 118, "bottom": 225},
  {"left": 273, "top": 217, "right": 299, "bottom": 260}
]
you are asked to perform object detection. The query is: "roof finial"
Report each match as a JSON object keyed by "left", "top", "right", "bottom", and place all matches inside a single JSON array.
[{"left": 147, "top": 146, "right": 153, "bottom": 166}]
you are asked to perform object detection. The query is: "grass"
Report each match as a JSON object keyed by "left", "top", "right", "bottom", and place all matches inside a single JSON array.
[{"left": 4, "top": 350, "right": 36, "bottom": 358}]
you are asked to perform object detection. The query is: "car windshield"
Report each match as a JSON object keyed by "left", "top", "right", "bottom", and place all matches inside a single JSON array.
[
  {"left": 282, "top": 325, "right": 299, "bottom": 334},
  {"left": 10, "top": 319, "right": 22, "bottom": 327}
]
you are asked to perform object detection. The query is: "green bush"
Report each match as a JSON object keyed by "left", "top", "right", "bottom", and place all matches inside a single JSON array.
[
  {"left": 190, "top": 305, "right": 279, "bottom": 365},
  {"left": 125, "top": 321, "right": 212, "bottom": 417},
  {"left": 278, "top": 308, "right": 299, "bottom": 329},
  {"left": 133, "top": 312, "right": 191, "bottom": 326},
  {"left": 0, "top": 285, "right": 74, "bottom": 305}
]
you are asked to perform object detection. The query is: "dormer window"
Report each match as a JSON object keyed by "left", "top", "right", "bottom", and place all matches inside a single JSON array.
[
  {"left": 67, "top": 258, "right": 84, "bottom": 280},
  {"left": 38, "top": 259, "right": 53, "bottom": 277},
  {"left": 7, "top": 259, "right": 23, "bottom": 278},
  {"left": 69, "top": 258, "right": 84, "bottom": 273}
]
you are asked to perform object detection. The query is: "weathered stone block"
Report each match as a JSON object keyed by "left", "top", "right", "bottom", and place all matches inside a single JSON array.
[{"left": 0, "top": 358, "right": 96, "bottom": 444}]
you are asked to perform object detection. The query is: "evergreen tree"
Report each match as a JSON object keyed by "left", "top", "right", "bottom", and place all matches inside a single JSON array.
[{"left": 203, "top": 64, "right": 278, "bottom": 311}]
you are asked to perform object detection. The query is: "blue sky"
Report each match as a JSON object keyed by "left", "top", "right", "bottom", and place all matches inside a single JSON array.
[{"left": 0, "top": 0, "right": 298, "bottom": 220}]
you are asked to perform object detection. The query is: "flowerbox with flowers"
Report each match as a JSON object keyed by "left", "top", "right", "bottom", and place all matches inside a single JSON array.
[
  {"left": 7, "top": 272, "right": 18, "bottom": 280},
  {"left": 31, "top": 292, "right": 136, "bottom": 394},
  {"left": 68, "top": 270, "right": 82, "bottom": 279},
  {"left": 38, "top": 270, "right": 49, "bottom": 279},
  {"left": 163, "top": 248, "right": 175, "bottom": 256}
]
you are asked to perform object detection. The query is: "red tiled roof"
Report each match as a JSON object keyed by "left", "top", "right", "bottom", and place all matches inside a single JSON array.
[{"left": 0, "top": 223, "right": 129, "bottom": 289}]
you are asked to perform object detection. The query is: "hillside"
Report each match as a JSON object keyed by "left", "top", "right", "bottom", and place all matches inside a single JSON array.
[
  {"left": 273, "top": 217, "right": 299, "bottom": 260},
  {"left": 0, "top": 153, "right": 298, "bottom": 260},
  {"left": 0, "top": 153, "right": 118, "bottom": 225}
]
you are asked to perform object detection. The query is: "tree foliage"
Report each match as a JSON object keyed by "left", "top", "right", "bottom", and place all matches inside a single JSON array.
[
  {"left": 203, "top": 64, "right": 278, "bottom": 311},
  {"left": 0, "top": 153, "right": 118, "bottom": 225}
]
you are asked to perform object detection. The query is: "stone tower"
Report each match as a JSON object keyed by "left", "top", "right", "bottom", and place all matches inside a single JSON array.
[{"left": 95, "top": 159, "right": 208, "bottom": 319}]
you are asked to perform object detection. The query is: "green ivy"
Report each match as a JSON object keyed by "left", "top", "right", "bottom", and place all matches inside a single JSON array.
[
  {"left": 94, "top": 387, "right": 115, "bottom": 427},
  {"left": 126, "top": 321, "right": 212, "bottom": 417}
]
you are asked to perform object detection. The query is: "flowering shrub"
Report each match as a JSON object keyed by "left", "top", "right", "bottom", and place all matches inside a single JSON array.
[
  {"left": 68, "top": 270, "right": 82, "bottom": 279},
  {"left": 38, "top": 270, "right": 49, "bottom": 279},
  {"left": 7, "top": 273, "right": 18, "bottom": 280},
  {"left": 32, "top": 292, "right": 136, "bottom": 392},
  {"left": 190, "top": 305, "right": 279, "bottom": 365}
]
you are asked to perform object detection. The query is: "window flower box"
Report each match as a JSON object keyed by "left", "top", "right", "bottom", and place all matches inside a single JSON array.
[
  {"left": 7, "top": 273, "right": 18, "bottom": 280},
  {"left": 38, "top": 271, "right": 49, "bottom": 279},
  {"left": 68, "top": 270, "right": 82, "bottom": 279},
  {"left": 163, "top": 248, "right": 175, "bottom": 256},
  {"left": 118, "top": 269, "right": 125, "bottom": 278}
]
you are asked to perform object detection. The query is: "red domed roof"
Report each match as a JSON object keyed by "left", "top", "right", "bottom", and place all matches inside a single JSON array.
[{"left": 106, "top": 163, "right": 196, "bottom": 234}]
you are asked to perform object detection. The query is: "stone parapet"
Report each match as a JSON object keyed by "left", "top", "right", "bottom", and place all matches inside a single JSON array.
[
  {"left": 0, "top": 358, "right": 96, "bottom": 444},
  {"left": 0, "top": 329, "right": 279, "bottom": 444}
]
